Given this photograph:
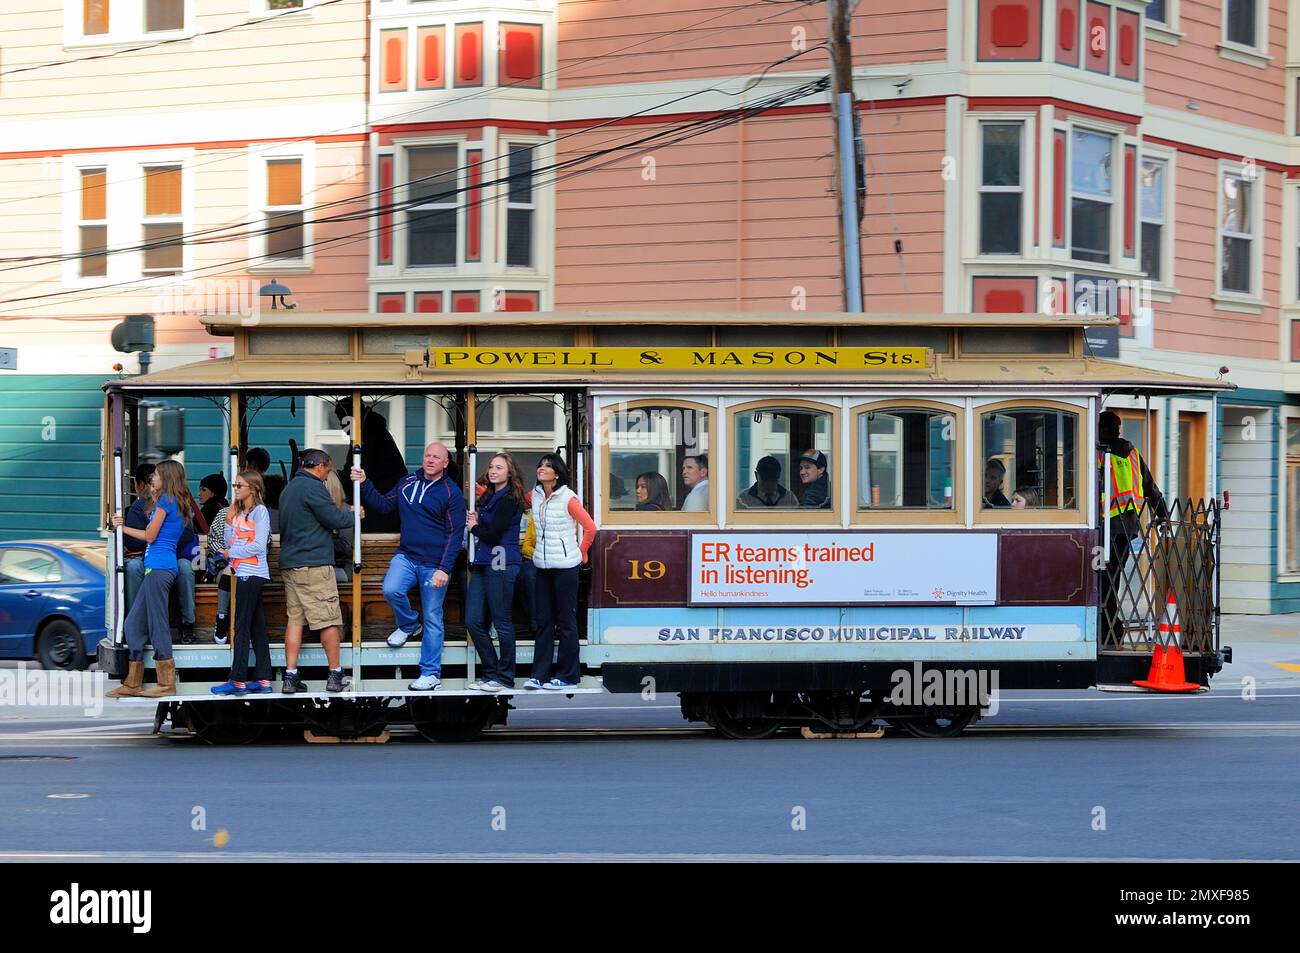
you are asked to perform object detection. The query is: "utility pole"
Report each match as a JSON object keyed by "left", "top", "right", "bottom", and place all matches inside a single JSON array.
[{"left": 828, "top": 0, "right": 863, "bottom": 312}]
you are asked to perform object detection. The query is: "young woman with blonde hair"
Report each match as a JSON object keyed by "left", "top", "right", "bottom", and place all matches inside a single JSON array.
[{"left": 211, "top": 470, "right": 273, "bottom": 695}]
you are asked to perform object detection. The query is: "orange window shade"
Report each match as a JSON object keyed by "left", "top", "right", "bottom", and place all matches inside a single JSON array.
[
  {"left": 80, "top": 169, "right": 106, "bottom": 220},
  {"left": 144, "top": 166, "right": 181, "bottom": 216},
  {"left": 417, "top": 26, "right": 445, "bottom": 89},
  {"left": 455, "top": 23, "right": 483, "bottom": 86},
  {"left": 500, "top": 23, "right": 542, "bottom": 87},
  {"left": 267, "top": 159, "right": 302, "bottom": 206},
  {"left": 84, "top": 0, "right": 109, "bottom": 36},
  {"left": 377, "top": 154, "right": 394, "bottom": 266},
  {"left": 451, "top": 291, "right": 479, "bottom": 312},
  {"left": 377, "top": 293, "right": 405, "bottom": 314},
  {"left": 465, "top": 149, "right": 482, "bottom": 262},
  {"left": 414, "top": 292, "right": 443, "bottom": 313},
  {"left": 500, "top": 291, "right": 539, "bottom": 312},
  {"left": 380, "top": 29, "right": 407, "bottom": 91}
]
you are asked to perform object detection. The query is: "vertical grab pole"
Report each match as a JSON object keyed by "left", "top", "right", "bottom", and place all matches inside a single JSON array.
[
  {"left": 351, "top": 390, "right": 363, "bottom": 688},
  {"left": 465, "top": 390, "right": 477, "bottom": 683},
  {"left": 112, "top": 447, "right": 126, "bottom": 646},
  {"left": 228, "top": 392, "right": 240, "bottom": 651},
  {"left": 1102, "top": 449, "right": 1113, "bottom": 648}
]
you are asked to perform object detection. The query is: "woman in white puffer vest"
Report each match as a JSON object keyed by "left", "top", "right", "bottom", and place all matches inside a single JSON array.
[{"left": 525, "top": 453, "right": 596, "bottom": 690}]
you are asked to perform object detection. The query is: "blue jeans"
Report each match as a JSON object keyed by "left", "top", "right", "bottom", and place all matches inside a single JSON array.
[
  {"left": 125, "top": 556, "right": 193, "bottom": 625},
  {"left": 516, "top": 559, "right": 537, "bottom": 632},
  {"left": 467, "top": 564, "right": 519, "bottom": 686},
  {"left": 382, "top": 552, "right": 448, "bottom": 678}
]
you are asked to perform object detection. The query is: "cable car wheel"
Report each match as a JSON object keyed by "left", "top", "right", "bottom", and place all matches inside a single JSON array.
[
  {"left": 886, "top": 707, "right": 979, "bottom": 739},
  {"left": 185, "top": 701, "right": 266, "bottom": 746},
  {"left": 411, "top": 697, "right": 496, "bottom": 743},
  {"left": 706, "top": 693, "right": 783, "bottom": 740}
]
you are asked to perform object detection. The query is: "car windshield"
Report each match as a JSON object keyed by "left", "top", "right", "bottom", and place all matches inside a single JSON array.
[{"left": 62, "top": 544, "right": 106, "bottom": 572}]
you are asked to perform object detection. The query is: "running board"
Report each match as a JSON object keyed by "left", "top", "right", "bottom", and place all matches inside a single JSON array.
[{"left": 109, "top": 675, "right": 606, "bottom": 704}]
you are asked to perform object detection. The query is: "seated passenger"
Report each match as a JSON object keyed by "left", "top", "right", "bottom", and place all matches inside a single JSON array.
[
  {"left": 324, "top": 470, "right": 356, "bottom": 583},
  {"left": 198, "top": 472, "right": 229, "bottom": 528},
  {"left": 737, "top": 455, "right": 799, "bottom": 508},
  {"left": 797, "top": 449, "right": 831, "bottom": 508},
  {"left": 634, "top": 471, "right": 671, "bottom": 511},
  {"left": 983, "top": 458, "right": 1011, "bottom": 508},
  {"left": 1011, "top": 485, "right": 1041, "bottom": 510}
]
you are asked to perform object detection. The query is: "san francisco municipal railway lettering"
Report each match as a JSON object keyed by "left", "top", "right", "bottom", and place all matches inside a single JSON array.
[{"left": 653, "top": 625, "right": 1030, "bottom": 641}]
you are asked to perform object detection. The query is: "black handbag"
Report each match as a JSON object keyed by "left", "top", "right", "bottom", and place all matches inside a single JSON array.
[{"left": 217, "top": 573, "right": 232, "bottom": 593}]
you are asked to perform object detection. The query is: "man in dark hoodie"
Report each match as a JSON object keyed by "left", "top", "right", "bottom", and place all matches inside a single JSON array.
[
  {"left": 1098, "top": 410, "right": 1168, "bottom": 647},
  {"left": 353, "top": 441, "right": 466, "bottom": 691},
  {"left": 278, "top": 448, "right": 356, "bottom": 693},
  {"left": 797, "top": 449, "right": 831, "bottom": 508}
]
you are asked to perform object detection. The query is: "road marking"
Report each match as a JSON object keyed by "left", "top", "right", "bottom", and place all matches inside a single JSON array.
[{"left": 1269, "top": 662, "right": 1300, "bottom": 673}]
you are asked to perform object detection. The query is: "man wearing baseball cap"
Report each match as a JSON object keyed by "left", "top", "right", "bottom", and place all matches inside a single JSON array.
[{"left": 797, "top": 449, "right": 831, "bottom": 508}]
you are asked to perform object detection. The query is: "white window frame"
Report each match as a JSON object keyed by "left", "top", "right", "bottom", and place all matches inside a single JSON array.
[
  {"left": 140, "top": 162, "right": 185, "bottom": 278},
  {"left": 1144, "top": 0, "right": 1183, "bottom": 45},
  {"left": 1284, "top": 181, "right": 1300, "bottom": 310},
  {"left": 1068, "top": 126, "right": 1118, "bottom": 267},
  {"left": 248, "top": 142, "right": 315, "bottom": 273},
  {"left": 1138, "top": 146, "right": 1176, "bottom": 298},
  {"left": 61, "top": 149, "right": 194, "bottom": 289},
  {"left": 1279, "top": 406, "right": 1300, "bottom": 582},
  {"left": 401, "top": 139, "right": 464, "bottom": 272},
  {"left": 65, "top": 0, "right": 195, "bottom": 48},
  {"left": 77, "top": 167, "right": 109, "bottom": 280},
  {"left": 1214, "top": 161, "right": 1267, "bottom": 312},
  {"left": 1219, "top": 0, "right": 1271, "bottom": 68},
  {"left": 976, "top": 121, "right": 1025, "bottom": 258},
  {"left": 503, "top": 140, "right": 541, "bottom": 271},
  {"left": 963, "top": 113, "right": 1035, "bottom": 263},
  {"left": 249, "top": 0, "right": 318, "bottom": 19}
]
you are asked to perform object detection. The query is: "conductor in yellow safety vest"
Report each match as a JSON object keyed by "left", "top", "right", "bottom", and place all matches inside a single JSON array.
[{"left": 1097, "top": 411, "right": 1168, "bottom": 647}]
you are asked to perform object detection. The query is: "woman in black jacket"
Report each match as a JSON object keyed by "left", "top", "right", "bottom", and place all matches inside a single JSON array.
[{"left": 465, "top": 453, "right": 526, "bottom": 691}]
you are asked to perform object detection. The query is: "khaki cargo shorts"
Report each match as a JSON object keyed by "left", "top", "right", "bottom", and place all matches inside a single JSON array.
[{"left": 283, "top": 565, "right": 343, "bottom": 630}]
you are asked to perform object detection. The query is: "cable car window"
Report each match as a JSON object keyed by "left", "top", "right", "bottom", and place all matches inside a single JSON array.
[
  {"left": 859, "top": 408, "right": 956, "bottom": 509},
  {"left": 606, "top": 405, "right": 710, "bottom": 513},
  {"left": 981, "top": 407, "right": 1078, "bottom": 510},
  {"left": 840, "top": 326, "right": 951, "bottom": 354},
  {"left": 734, "top": 406, "right": 832, "bottom": 510},
  {"left": 715, "top": 327, "right": 832, "bottom": 347},
  {"left": 960, "top": 329, "right": 1072, "bottom": 354}
]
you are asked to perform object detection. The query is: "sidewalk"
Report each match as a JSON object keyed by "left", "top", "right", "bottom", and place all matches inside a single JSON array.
[{"left": 1218, "top": 613, "right": 1300, "bottom": 686}]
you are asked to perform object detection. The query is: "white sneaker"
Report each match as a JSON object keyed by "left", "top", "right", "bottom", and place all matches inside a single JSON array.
[
  {"left": 387, "top": 627, "right": 417, "bottom": 648},
  {"left": 408, "top": 674, "right": 441, "bottom": 691},
  {"left": 542, "top": 678, "right": 574, "bottom": 691},
  {"left": 479, "top": 680, "right": 504, "bottom": 693},
  {"left": 523, "top": 678, "right": 542, "bottom": 690},
  {"left": 467, "top": 679, "right": 487, "bottom": 691}
]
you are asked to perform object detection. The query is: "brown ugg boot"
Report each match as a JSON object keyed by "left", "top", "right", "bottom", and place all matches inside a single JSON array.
[
  {"left": 105, "top": 660, "right": 144, "bottom": 698},
  {"left": 142, "top": 658, "right": 178, "bottom": 698}
]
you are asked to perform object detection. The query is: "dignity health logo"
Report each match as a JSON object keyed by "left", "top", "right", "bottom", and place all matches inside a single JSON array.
[{"left": 50, "top": 884, "right": 151, "bottom": 933}]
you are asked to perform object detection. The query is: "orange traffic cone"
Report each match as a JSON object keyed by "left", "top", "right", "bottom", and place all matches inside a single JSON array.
[{"left": 1134, "top": 590, "right": 1200, "bottom": 692}]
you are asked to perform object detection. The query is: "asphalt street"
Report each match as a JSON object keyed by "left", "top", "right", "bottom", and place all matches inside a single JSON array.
[{"left": 0, "top": 654, "right": 1296, "bottom": 861}]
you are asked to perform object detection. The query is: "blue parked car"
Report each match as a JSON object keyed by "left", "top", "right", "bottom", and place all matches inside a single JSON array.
[{"left": 0, "top": 540, "right": 106, "bottom": 670}]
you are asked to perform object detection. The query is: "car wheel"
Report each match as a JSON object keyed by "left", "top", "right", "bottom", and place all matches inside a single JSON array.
[{"left": 36, "top": 620, "right": 87, "bottom": 671}]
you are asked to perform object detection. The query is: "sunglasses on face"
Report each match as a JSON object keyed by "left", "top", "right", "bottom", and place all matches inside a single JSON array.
[{"left": 233, "top": 483, "right": 249, "bottom": 489}]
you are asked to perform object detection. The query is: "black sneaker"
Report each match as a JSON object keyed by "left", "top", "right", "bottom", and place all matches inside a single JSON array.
[
  {"left": 282, "top": 671, "right": 309, "bottom": 694},
  {"left": 181, "top": 622, "right": 196, "bottom": 644},
  {"left": 326, "top": 669, "right": 350, "bottom": 693}
]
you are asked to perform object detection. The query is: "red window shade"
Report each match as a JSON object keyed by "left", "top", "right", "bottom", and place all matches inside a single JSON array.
[
  {"left": 455, "top": 23, "right": 483, "bottom": 87},
  {"left": 1291, "top": 319, "right": 1300, "bottom": 361},
  {"left": 978, "top": 1, "right": 1042, "bottom": 61},
  {"left": 465, "top": 149, "right": 482, "bottom": 262},
  {"left": 500, "top": 291, "right": 539, "bottom": 312},
  {"left": 1117, "top": 285, "right": 1134, "bottom": 338},
  {"left": 1115, "top": 8, "right": 1138, "bottom": 80},
  {"left": 500, "top": 23, "right": 542, "bottom": 88},
  {"left": 451, "top": 291, "right": 479, "bottom": 312},
  {"left": 380, "top": 30, "right": 407, "bottom": 92},
  {"left": 414, "top": 292, "right": 443, "bottom": 313},
  {"left": 377, "top": 293, "right": 405, "bottom": 314},
  {"left": 84, "top": 0, "right": 109, "bottom": 36},
  {"left": 972, "top": 277, "right": 1037, "bottom": 313},
  {"left": 417, "top": 26, "right": 445, "bottom": 90},
  {"left": 1055, "top": 0, "right": 1079, "bottom": 66},
  {"left": 1085, "top": 3, "right": 1109, "bottom": 74},
  {"left": 1123, "top": 144, "right": 1136, "bottom": 257},
  {"left": 1052, "top": 130, "right": 1066, "bottom": 247},
  {"left": 1045, "top": 277, "right": 1067, "bottom": 315},
  {"left": 81, "top": 169, "right": 106, "bottom": 220},
  {"left": 377, "top": 154, "right": 394, "bottom": 266}
]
